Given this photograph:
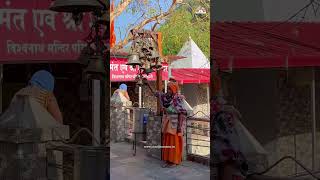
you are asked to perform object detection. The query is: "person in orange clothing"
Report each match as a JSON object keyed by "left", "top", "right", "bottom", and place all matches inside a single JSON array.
[{"left": 146, "top": 79, "right": 187, "bottom": 168}]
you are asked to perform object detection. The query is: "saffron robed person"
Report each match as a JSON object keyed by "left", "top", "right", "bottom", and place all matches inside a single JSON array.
[
  {"left": 145, "top": 79, "right": 187, "bottom": 168},
  {"left": 212, "top": 74, "right": 248, "bottom": 180}
]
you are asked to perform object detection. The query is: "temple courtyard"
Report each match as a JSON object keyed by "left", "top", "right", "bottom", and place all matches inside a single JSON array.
[{"left": 110, "top": 142, "right": 210, "bottom": 180}]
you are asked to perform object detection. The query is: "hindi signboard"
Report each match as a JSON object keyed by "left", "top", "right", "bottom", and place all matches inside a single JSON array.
[
  {"left": 0, "top": 0, "right": 95, "bottom": 62},
  {"left": 110, "top": 58, "right": 168, "bottom": 82}
]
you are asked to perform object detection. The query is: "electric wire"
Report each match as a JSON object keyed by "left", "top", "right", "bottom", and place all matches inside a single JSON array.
[{"left": 246, "top": 156, "right": 320, "bottom": 180}]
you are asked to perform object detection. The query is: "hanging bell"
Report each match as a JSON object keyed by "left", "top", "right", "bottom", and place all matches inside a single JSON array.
[
  {"left": 126, "top": 53, "right": 141, "bottom": 67},
  {"left": 84, "top": 55, "right": 106, "bottom": 75},
  {"left": 153, "top": 60, "right": 162, "bottom": 69},
  {"left": 136, "top": 79, "right": 144, "bottom": 87},
  {"left": 149, "top": 50, "right": 160, "bottom": 61},
  {"left": 139, "top": 51, "right": 147, "bottom": 59},
  {"left": 149, "top": 61, "right": 155, "bottom": 68},
  {"left": 49, "top": 0, "right": 103, "bottom": 13},
  {"left": 141, "top": 44, "right": 149, "bottom": 53},
  {"left": 143, "top": 61, "right": 154, "bottom": 75},
  {"left": 78, "top": 46, "right": 94, "bottom": 66},
  {"left": 145, "top": 68, "right": 154, "bottom": 75},
  {"left": 140, "top": 64, "right": 146, "bottom": 71}
]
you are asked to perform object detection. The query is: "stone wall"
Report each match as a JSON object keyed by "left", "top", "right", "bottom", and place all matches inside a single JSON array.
[
  {"left": 146, "top": 116, "right": 162, "bottom": 159},
  {"left": 277, "top": 76, "right": 312, "bottom": 136},
  {"left": 143, "top": 82, "right": 157, "bottom": 112},
  {"left": 228, "top": 69, "right": 320, "bottom": 176},
  {"left": 263, "top": 70, "right": 318, "bottom": 176},
  {"left": 110, "top": 105, "right": 130, "bottom": 142},
  {"left": 182, "top": 84, "right": 209, "bottom": 118},
  {"left": 264, "top": 133, "right": 320, "bottom": 176},
  {"left": 187, "top": 119, "right": 210, "bottom": 157}
]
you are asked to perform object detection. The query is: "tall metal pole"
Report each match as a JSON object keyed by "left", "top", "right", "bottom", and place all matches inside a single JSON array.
[
  {"left": 92, "top": 18, "right": 102, "bottom": 146},
  {"left": 0, "top": 65, "right": 3, "bottom": 114},
  {"left": 311, "top": 68, "right": 316, "bottom": 170},
  {"left": 93, "top": 79, "right": 101, "bottom": 146},
  {"left": 207, "top": 84, "right": 210, "bottom": 115},
  {"left": 139, "top": 86, "right": 142, "bottom": 108}
]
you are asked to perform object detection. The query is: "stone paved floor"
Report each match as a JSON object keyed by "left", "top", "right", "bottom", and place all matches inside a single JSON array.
[{"left": 110, "top": 142, "right": 210, "bottom": 180}]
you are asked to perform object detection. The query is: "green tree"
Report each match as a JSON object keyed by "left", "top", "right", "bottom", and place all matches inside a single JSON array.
[{"left": 158, "top": 0, "right": 210, "bottom": 57}]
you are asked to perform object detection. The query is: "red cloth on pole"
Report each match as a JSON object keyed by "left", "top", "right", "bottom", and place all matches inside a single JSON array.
[{"left": 110, "top": 1, "right": 116, "bottom": 48}]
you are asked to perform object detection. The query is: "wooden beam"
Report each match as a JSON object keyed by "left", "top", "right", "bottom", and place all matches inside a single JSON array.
[{"left": 156, "top": 69, "right": 162, "bottom": 115}]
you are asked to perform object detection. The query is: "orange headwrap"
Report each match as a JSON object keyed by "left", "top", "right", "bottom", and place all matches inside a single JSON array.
[{"left": 168, "top": 82, "right": 179, "bottom": 94}]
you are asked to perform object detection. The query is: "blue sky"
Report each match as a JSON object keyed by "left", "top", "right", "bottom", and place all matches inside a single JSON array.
[{"left": 114, "top": 0, "right": 173, "bottom": 44}]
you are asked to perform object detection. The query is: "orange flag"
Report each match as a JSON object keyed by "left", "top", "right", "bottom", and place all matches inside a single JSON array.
[
  {"left": 110, "top": 1, "right": 116, "bottom": 48},
  {"left": 157, "top": 32, "right": 163, "bottom": 57}
]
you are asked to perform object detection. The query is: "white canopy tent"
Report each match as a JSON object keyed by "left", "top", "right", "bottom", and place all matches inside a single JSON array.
[
  {"left": 171, "top": 36, "right": 210, "bottom": 69},
  {"left": 168, "top": 37, "right": 210, "bottom": 116}
]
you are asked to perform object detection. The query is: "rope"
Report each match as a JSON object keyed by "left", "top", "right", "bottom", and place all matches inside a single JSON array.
[
  {"left": 245, "top": 156, "right": 320, "bottom": 180},
  {"left": 187, "top": 111, "right": 210, "bottom": 119},
  {"left": 53, "top": 127, "right": 102, "bottom": 146}
]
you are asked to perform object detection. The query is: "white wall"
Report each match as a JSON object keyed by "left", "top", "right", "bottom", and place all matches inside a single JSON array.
[{"left": 181, "top": 84, "right": 209, "bottom": 117}]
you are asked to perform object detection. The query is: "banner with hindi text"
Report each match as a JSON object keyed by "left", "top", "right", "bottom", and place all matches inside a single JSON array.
[
  {"left": 0, "top": 0, "right": 99, "bottom": 62},
  {"left": 110, "top": 58, "right": 168, "bottom": 82}
]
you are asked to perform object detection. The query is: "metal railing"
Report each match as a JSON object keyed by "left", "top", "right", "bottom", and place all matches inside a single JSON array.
[
  {"left": 185, "top": 114, "right": 210, "bottom": 164},
  {"left": 110, "top": 105, "right": 211, "bottom": 164}
]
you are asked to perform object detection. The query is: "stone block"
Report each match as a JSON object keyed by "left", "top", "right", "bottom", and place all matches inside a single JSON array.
[
  {"left": 146, "top": 116, "right": 162, "bottom": 160},
  {"left": 110, "top": 106, "right": 129, "bottom": 142},
  {"left": 0, "top": 142, "right": 48, "bottom": 180}
]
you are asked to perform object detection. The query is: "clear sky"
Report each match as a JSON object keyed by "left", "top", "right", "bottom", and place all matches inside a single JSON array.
[{"left": 114, "top": 0, "right": 173, "bottom": 44}]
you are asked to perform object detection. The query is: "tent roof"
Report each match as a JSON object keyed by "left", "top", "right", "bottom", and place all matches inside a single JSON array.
[
  {"left": 172, "top": 68, "right": 210, "bottom": 84},
  {"left": 212, "top": 22, "right": 320, "bottom": 69},
  {"left": 171, "top": 37, "right": 210, "bottom": 69}
]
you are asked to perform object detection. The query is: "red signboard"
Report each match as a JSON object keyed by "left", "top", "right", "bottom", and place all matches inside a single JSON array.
[
  {"left": 0, "top": 0, "right": 95, "bottom": 62},
  {"left": 111, "top": 58, "right": 168, "bottom": 82}
]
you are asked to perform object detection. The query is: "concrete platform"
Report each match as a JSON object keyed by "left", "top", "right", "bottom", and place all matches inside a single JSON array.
[{"left": 110, "top": 142, "right": 210, "bottom": 180}]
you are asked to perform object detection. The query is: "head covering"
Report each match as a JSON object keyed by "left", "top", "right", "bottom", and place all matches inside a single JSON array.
[
  {"left": 168, "top": 82, "right": 179, "bottom": 94},
  {"left": 29, "top": 70, "right": 55, "bottom": 92},
  {"left": 119, "top": 84, "right": 127, "bottom": 91},
  {"left": 169, "top": 77, "right": 177, "bottom": 82}
]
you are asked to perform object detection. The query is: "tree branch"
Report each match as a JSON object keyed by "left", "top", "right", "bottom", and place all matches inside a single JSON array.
[
  {"left": 113, "top": 0, "right": 180, "bottom": 50},
  {"left": 152, "top": 20, "right": 160, "bottom": 31},
  {"left": 111, "top": 0, "right": 134, "bottom": 22}
]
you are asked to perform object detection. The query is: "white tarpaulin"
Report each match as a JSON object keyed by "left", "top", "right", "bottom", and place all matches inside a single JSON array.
[
  {"left": 234, "top": 120, "right": 268, "bottom": 156},
  {"left": 0, "top": 95, "right": 63, "bottom": 128},
  {"left": 171, "top": 37, "right": 210, "bottom": 69}
]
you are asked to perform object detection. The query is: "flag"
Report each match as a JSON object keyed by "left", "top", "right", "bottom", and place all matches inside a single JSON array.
[
  {"left": 110, "top": 1, "right": 116, "bottom": 48},
  {"left": 157, "top": 32, "right": 163, "bottom": 57}
]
